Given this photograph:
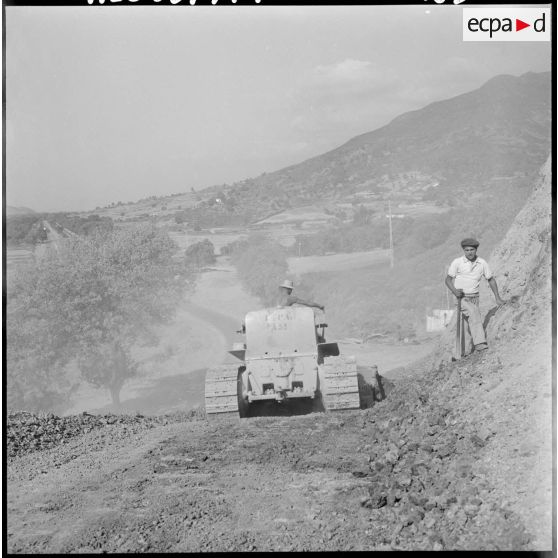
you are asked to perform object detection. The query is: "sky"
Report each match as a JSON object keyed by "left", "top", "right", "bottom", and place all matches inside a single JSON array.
[{"left": 4, "top": 4, "right": 552, "bottom": 212}]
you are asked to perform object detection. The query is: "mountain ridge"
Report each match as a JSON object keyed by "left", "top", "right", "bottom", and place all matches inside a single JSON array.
[
  {"left": 6, "top": 206, "right": 36, "bottom": 217},
  {"left": 181, "top": 70, "right": 550, "bottom": 228}
]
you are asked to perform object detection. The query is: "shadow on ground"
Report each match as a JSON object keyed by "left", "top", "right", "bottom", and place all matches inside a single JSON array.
[
  {"left": 88, "top": 367, "right": 394, "bottom": 419},
  {"left": 90, "top": 369, "right": 206, "bottom": 416}
]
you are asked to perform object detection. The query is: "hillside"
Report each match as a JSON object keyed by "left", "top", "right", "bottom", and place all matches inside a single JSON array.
[
  {"left": 180, "top": 71, "right": 550, "bottom": 226},
  {"left": 96, "top": 72, "right": 549, "bottom": 230},
  {"left": 421, "top": 154, "right": 554, "bottom": 547},
  {"left": 428, "top": 155, "right": 553, "bottom": 365},
  {"left": 267, "top": 71, "right": 549, "bottom": 193},
  {"left": 7, "top": 154, "right": 554, "bottom": 551}
]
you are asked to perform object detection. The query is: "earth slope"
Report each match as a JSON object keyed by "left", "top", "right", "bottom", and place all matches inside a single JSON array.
[
  {"left": 6, "top": 158, "right": 554, "bottom": 552},
  {"left": 426, "top": 154, "right": 554, "bottom": 547},
  {"left": 210, "top": 71, "right": 550, "bottom": 216}
]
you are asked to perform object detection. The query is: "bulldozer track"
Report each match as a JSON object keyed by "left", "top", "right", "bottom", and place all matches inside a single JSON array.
[
  {"left": 320, "top": 356, "right": 361, "bottom": 411},
  {"left": 204, "top": 364, "right": 240, "bottom": 419}
]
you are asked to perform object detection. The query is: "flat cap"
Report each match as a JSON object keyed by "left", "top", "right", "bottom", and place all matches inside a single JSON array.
[{"left": 461, "top": 238, "right": 479, "bottom": 248}]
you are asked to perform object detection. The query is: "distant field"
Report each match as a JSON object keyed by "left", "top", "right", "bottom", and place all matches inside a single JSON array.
[
  {"left": 168, "top": 230, "right": 246, "bottom": 254},
  {"left": 288, "top": 249, "right": 391, "bottom": 275},
  {"left": 394, "top": 202, "right": 448, "bottom": 217},
  {"left": 336, "top": 201, "right": 448, "bottom": 217},
  {"left": 6, "top": 248, "right": 34, "bottom": 266},
  {"left": 254, "top": 205, "right": 336, "bottom": 226},
  {"left": 83, "top": 191, "right": 199, "bottom": 221},
  {"left": 169, "top": 222, "right": 328, "bottom": 252},
  {"left": 252, "top": 205, "right": 340, "bottom": 248},
  {"left": 253, "top": 223, "right": 322, "bottom": 248}
]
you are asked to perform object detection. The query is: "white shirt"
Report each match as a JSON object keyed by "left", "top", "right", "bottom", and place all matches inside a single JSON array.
[{"left": 447, "top": 256, "right": 493, "bottom": 295}]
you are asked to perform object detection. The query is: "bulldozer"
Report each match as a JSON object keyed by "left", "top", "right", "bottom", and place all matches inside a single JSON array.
[{"left": 204, "top": 305, "right": 376, "bottom": 419}]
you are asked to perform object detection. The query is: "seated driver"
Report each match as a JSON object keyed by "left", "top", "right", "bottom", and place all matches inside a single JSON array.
[
  {"left": 277, "top": 279, "right": 324, "bottom": 310},
  {"left": 239, "top": 280, "right": 325, "bottom": 334},
  {"left": 278, "top": 279, "right": 326, "bottom": 342}
]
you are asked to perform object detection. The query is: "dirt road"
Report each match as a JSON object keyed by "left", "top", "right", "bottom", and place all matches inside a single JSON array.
[
  {"left": 65, "top": 263, "right": 432, "bottom": 416},
  {"left": 9, "top": 334, "right": 550, "bottom": 553},
  {"left": 6, "top": 284, "right": 553, "bottom": 552},
  {"left": 8, "top": 412, "right": 382, "bottom": 553}
]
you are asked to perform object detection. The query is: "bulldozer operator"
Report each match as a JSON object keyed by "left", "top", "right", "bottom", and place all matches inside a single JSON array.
[
  {"left": 445, "top": 237, "right": 505, "bottom": 355},
  {"left": 238, "top": 280, "right": 325, "bottom": 338},
  {"left": 277, "top": 279, "right": 325, "bottom": 311},
  {"left": 278, "top": 279, "right": 326, "bottom": 343}
]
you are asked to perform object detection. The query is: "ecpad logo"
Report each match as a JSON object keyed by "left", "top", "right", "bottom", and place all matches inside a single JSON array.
[
  {"left": 468, "top": 14, "right": 545, "bottom": 37},
  {"left": 463, "top": 8, "right": 550, "bottom": 42}
]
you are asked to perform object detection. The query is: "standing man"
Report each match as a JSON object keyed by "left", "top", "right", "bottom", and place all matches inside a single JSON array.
[
  {"left": 278, "top": 279, "right": 324, "bottom": 310},
  {"left": 445, "top": 238, "right": 505, "bottom": 354}
]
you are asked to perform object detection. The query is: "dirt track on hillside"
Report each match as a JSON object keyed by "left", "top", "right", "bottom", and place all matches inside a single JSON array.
[
  {"left": 8, "top": 323, "right": 552, "bottom": 553},
  {"left": 3, "top": 407, "right": 521, "bottom": 552},
  {"left": 9, "top": 412, "right": 388, "bottom": 553}
]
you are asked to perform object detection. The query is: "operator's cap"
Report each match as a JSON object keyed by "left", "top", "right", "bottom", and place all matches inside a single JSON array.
[
  {"left": 461, "top": 237, "right": 479, "bottom": 248},
  {"left": 279, "top": 279, "right": 294, "bottom": 289}
]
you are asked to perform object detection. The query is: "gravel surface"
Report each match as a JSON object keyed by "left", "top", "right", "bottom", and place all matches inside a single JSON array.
[
  {"left": 6, "top": 409, "right": 204, "bottom": 459},
  {"left": 7, "top": 345, "right": 549, "bottom": 552}
]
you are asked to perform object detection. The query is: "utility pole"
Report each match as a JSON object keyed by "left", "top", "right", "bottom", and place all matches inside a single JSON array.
[{"left": 388, "top": 200, "right": 394, "bottom": 268}]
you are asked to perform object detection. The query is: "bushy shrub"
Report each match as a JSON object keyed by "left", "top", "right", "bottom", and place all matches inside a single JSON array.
[
  {"left": 185, "top": 239, "right": 216, "bottom": 269},
  {"left": 7, "top": 224, "right": 188, "bottom": 412},
  {"left": 230, "top": 233, "right": 288, "bottom": 306}
]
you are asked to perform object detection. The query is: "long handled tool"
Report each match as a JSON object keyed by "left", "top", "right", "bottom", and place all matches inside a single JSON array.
[{"left": 455, "top": 297, "right": 462, "bottom": 360}]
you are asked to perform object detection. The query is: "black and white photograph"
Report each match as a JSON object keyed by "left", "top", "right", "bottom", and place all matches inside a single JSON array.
[{"left": 4, "top": 1, "right": 554, "bottom": 552}]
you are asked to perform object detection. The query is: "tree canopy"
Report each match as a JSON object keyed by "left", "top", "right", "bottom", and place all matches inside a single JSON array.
[
  {"left": 184, "top": 239, "right": 217, "bottom": 270},
  {"left": 230, "top": 233, "right": 288, "bottom": 306},
  {"left": 7, "top": 224, "right": 189, "bottom": 412}
]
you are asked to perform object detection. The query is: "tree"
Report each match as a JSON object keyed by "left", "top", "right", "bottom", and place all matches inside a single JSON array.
[
  {"left": 352, "top": 204, "right": 374, "bottom": 226},
  {"left": 78, "top": 342, "right": 138, "bottom": 407},
  {"left": 6, "top": 214, "right": 42, "bottom": 246},
  {"left": 7, "top": 223, "right": 189, "bottom": 412},
  {"left": 185, "top": 239, "right": 217, "bottom": 269},
  {"left": 230, "top": 234, "right": 288, "bottom": 306},
  {"left": 174, "top": 211, "right": 187, "bottom": 224},
  {"left": 6, "top": 279, "right": 80, "bottom": 412}
]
